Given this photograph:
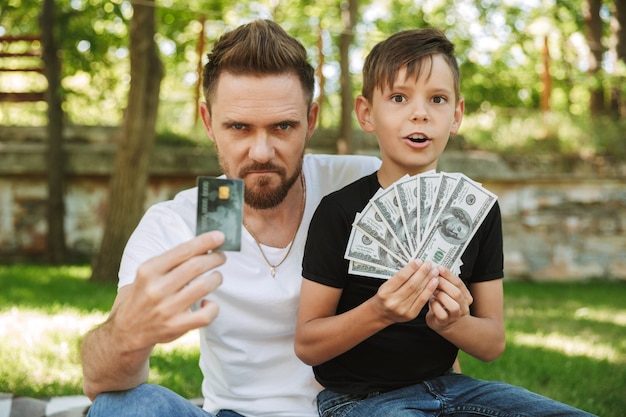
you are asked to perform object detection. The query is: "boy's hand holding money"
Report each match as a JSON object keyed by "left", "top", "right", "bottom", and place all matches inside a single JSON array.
[
  {"left": 426, "top": 267, "right": 473, "bottom": 332},
  {"left": 373, "top": 259, "right": 440, "bottom": 325}
]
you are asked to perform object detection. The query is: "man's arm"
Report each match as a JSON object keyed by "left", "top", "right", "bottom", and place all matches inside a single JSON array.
[{"left": 81, "top": 231, "right": 227, "bottom": 400}]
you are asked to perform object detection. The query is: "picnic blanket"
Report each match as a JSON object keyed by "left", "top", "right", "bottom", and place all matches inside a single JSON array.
[{"left": 0, "top": 394, "right": 91, "bottom": 417}]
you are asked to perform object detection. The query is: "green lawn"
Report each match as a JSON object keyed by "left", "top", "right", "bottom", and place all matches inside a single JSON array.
[{"left": 1, "top": 265, "right": 624, "bottom": 416}]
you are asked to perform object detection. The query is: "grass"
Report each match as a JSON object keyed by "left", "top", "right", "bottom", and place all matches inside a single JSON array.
[
  {"left": 458, "top": 281, "right": 626, "bottom": 416},
  {"left": 1, "top": 265, "right": 624, "bottom": 416}
]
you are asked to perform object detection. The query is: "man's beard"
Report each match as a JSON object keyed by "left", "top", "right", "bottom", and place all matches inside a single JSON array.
[{"left": 216, "top": 149, "right": 304, "bottom": 210}]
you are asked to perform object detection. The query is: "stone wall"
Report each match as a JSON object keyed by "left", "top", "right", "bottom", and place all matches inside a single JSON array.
[{"left": 1, "top": 126, "right": 625, "bottom": 281}]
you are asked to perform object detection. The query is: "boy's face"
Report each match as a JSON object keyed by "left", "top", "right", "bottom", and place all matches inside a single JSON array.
[{"left": 356, "top": 54, "right": 464, "bottom": 184}]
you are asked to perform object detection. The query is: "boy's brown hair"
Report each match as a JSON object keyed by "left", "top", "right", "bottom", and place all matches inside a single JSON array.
[{"left": 361, "top": 28, "right": 460, "bottom": 103}]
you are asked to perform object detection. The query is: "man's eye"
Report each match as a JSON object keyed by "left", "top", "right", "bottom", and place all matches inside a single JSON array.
[
  {"left": 232, "top": 123, "right": 246, "bottom": 130},
  {"left": 277, "top": 122, "right": 293, "bottom": 130},
  {"left": 391, "top": 94, "right": 406, "bottom": 103}
]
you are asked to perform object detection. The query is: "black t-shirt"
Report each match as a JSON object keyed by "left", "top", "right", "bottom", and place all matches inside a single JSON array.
[{"left": 302, "top": 172, "right": 503, "bottom": 394}]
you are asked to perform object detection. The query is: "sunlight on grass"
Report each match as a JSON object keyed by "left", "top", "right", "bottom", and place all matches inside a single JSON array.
[
  {"left": 0, "top": 308, "right": 106, "bottom": 393},
  {"left": 511, "top": 332, "right": 624, "bottom": 364},
  {"left": 574, "top": 307, "right": 626, "bottom": 327},
  {"left": 0, "top": 306, "right": 201, "bottom": 395}
]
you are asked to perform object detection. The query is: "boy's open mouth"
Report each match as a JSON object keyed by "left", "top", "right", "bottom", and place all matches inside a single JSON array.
[{"left": 407, "top": 135, "right": 429, "bottom": 143}]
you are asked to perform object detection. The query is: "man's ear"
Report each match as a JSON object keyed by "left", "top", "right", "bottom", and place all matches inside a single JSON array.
[
  {"left": 306, "top": 102, "right": 320, "bottom": 142},
  {"left": 199, "top": 102, "right": 215, "bottom": 143},
  {"left": 355, "top": 95, "right": 375, "bottom": 133}
]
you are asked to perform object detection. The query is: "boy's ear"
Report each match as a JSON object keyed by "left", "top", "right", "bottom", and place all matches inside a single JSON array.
[
  {"left": 450, "top": 98, "right": 465, "bottom": 135},
  {"left": 355, "top": 95, "right": 375, "bottom": 133}
]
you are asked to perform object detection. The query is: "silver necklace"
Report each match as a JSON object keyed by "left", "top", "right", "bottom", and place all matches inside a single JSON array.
[{"left": 243, "top": 175, "right": 306, "bottom": 277}]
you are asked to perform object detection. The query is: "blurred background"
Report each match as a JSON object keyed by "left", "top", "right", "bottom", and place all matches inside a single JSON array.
[
  {"left": 0, "top": 2, "right": 624, "bottom": 415},
  {"left": 1, "top": 1, "right": 625, "bottom": 278}
]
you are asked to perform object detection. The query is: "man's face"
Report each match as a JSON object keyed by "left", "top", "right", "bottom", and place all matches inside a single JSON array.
[{"left": 200, "top": 72, "right": 318, "bottom": 210}]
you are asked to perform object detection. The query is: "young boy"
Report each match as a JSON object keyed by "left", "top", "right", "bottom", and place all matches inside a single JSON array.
[{"left": 295, "top": 28, "right": 596, "bottom": 417}]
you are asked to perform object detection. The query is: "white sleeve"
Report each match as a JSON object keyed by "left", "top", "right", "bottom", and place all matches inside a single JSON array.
[{"left": 118, "top": 192, "right": 197, "bottom": 289}]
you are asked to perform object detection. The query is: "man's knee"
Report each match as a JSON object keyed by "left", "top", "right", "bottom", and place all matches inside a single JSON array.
[{"left": 87, "top": 384, "right": 193, "bottom": 417}]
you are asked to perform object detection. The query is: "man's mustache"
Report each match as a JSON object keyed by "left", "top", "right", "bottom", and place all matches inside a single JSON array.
[{"left": 239, "top": 163, "right": 285, "bottom": 177}]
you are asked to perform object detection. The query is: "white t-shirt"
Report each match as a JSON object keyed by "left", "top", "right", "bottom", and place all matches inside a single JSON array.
[{"left": 118, "top": 154, "right": 381, "bottom": 417}]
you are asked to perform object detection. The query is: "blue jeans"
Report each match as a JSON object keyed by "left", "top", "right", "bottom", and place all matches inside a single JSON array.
[
  {"left": 317, "top": 374, "right": 597, "bottom": 417},
  {"left": 87, "top": 384, "right": 245, "bottom": 417}
]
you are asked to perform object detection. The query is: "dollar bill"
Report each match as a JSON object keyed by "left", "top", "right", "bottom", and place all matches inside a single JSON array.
[
  {"left": 348, "top": 260, "right": 396, "bottom": 279},
  {"left": 414, "top": 174, "right": 497, "bottom": 269},
  {"left": 353, "top": 197, "right": 410, "bottom": 262},
  {"left": 345, "top": 224, "right": 406, "bottom": 271},
  {"left": 425, "top": 172, "right": 459, "bottom": 230},
  {"left": 418, "top": 173, "right": 441, "bottom": 244},
  {"left": 394, "top": 175, "right": 419, "bottom": 254},
  {"left": 370, "top": 184, "right": 412, "bottom": 259}
]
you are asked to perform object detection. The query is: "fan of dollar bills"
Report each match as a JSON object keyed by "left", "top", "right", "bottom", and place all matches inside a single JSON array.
[{"left": 345, "top": 172, "right": 497, "bottom": 280}]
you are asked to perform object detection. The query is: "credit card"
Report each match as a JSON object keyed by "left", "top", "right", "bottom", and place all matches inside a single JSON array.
[{"left": 196, "top": 176, "right": 244, "bottom": 251}]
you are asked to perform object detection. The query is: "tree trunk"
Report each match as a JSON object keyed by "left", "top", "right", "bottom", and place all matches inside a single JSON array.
[
  {"left": 336, "top": 0, "right": 358, "bottom": 155},
  {"left": 41, "top": 0, "right": 66, "bottom": 264},
  {"left": 614, "top": 0, "right": 626, "bottom": 63},
  {"left": 540, "top": 34, "right": 551, "bottom": 112},
  {"left": 610, "top": 0, "right": 626, "bottom": 117},
  {"left": 316, "top": 20, "right": 326, "bottom": 127},
  {"left": 584, "top": 0, "right": 605, "bottom": 114},
  {"left": 90, "top": 0, "right": 163, "bottom": 282}
]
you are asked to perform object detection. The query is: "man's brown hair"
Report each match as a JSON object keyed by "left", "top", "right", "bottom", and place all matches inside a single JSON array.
[{"left": 202, "top": 20, "right": 315, "bottom": 112}]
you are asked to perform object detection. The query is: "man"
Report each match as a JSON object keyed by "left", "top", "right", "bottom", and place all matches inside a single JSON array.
[{"left": 81, "top": 19, "right": 380, "bottom": 417}]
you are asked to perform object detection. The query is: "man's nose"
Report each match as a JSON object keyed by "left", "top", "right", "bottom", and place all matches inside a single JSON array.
[{"left": 248, "top": 131, "right": 275, "bottom": 162}]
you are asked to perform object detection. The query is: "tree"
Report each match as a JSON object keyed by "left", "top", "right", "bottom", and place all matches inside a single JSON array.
[
  {"left": 40, "top": 0, "right": 66, "bottom": 264},
  {"left": 336, "top": 0, "right": 358, "bottom": 154},
  {"left": 90, "top": 0, "right": 163, "bottom": 282},
  {"left": 584, "top": 0, "right": 605, "bottom": 114}
]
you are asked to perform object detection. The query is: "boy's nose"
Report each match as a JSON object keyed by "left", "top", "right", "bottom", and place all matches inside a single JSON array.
[{"left": 411, "top": 107, "right": 429, "bottom": 122}]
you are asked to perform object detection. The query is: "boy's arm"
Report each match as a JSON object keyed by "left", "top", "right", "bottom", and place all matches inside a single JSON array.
[
  {"left": 427, "top": 269, "right": 505, "bottom": 362},
  {"left": 295, "top": 259, "right": 439, "bottom": 366},
  {"left": 81, "top": 232, "right": 226, "bottom": 400}
]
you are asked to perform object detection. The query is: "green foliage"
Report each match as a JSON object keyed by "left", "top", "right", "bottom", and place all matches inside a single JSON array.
[
  {"left": 461, "top": 109, "right": 626, "bottom": 158},
  {"left": 1, "top": 0, "right": 625, "bottom": 158}
]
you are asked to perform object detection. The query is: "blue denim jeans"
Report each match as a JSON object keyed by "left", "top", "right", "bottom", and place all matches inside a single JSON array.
[
  {"left": 87, "top": 384, "right": 245, "bottom": 417},
  {"left": 317, "top": 374, "right": 596, "bottom": 417}
]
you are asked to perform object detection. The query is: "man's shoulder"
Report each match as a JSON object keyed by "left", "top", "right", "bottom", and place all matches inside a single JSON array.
[
  {"left": 304, "top": 153, "right": 380, "bottom": 170},
  {"left": 303, "top": 154, "right": 380, "bottom": 188}
]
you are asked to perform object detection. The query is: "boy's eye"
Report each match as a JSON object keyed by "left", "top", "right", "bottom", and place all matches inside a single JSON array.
[
  {"left": 391, "top": 94, "right": 406, "bottom": 103},
  {"left": 433, "top": 96, "right": 447, "bottom": 104}
]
